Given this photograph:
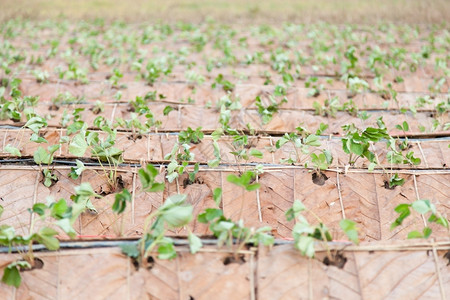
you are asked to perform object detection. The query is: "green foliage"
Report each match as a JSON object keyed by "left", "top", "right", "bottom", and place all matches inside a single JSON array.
[
  {"left": 310, "top": 150, "right": 333, "bottom": 171},
  {"left": 178, "top": 127, "right": 204, "bottom": 144},
  {"left": 2, "top": 261, "right": 30, "bottom": 288},
  {"left": 386, "top": 173, "right": 405, "bottom": 188},
  {"left": 286, "top": 200, "right": 359, "bottom": 257},
  {"left": 227, "top": 171, "right": 260, "bottom": 191},
  {"left": 69, "top": 160, "right": 86, "bottom": 179},
  {"left": 198, "top": 208, "right": 274, "bottom": 249},
  {"left": 112, "top": 189, "right": 131, "bottom": 214},
  {"left": 138, "top": 164, "right": 165, "bottom": 192},
  {"left": 212, "top": 74, "right": 235, "bottom": 92},
  {"left": 255, "top": 93, "right": 287, "bottom": 125},
  {"left": 342, "top": 123, "right": 389, "bottom": 165},
  {"left": 391, "top": 199, "right": 449, "bottom": 239},
  {"left": 0, "top": 191, "right": 92, "bottom": 287},
  {"left": 121, "top": 194, "right": 195, "bottom": 265},
  {"left": 339, "top": 219, "right": 359, "bottom": 245}
]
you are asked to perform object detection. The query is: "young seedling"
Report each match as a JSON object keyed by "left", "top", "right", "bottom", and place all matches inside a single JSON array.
[
  {"left": 276, "top": 127, "right": 322, "bottom": 166},
  {"left": 36, "top": 150, "right": 60, "bottom": 187},
  {"left": 308, "top": 150, "right": 333, "bottom": 185},
  {"left": 69, "top": 125, "right": 124, "bottom": 193},
  {"left": 198, "top": 188, "right": 274, "bottom": 261},
  {"left": 227, "top": 170, "right": 260, "bottom": 221},
  {"left": 255, "top": 87, "right": 287, "bottom": 125},
  {"left": 212, "top": 74, "right": 235, "bottom": 92},
  {"left": 313, "top": 97, "right": 340, "bottom": 118},
  {"left": 120, "top": 194, "right": 198, "bottom": 268},
  {"left": 391, "top": 199, "right": 449, "bottom": 239},
  {"left": 286, "top": 200, "right": 359, "bottom": 267},
  {"left": 0, "top": 183, "right": 98, "bottom": 287},
  {"left": 178, "top": 127, "right": 204, "bottom": 144}
]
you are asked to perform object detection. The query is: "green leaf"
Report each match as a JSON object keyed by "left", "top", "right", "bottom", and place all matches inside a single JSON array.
[
  {"left": 139, "top": 165, "right": 165, "bottom": 192},
  {"left": 2, "top": 264, "right": 22, "bottom": 288},
  {"left": 285, "top": 199, "right": 306, "bottom": 221},
  {"left": 256, "top": 232, "right": 275, "bottom": 246},
  {"left": 32, "top": 203, "right": 47, "bottom": 216},
  {"left": 304, "top": 134, "right": 321, "bottom": 147},
  {"left": 407, "top": 230, "right": 423, "bottom": 239},
  {"left": 197, "top": 208, "right": 223, "bottom": 223},
  {"left": 33, "top": 146, "right": 51, "bottom": 165},
  {"left": 69, "top": 160, "right": 86, "bottom": 179},
  {"left": 51, "top": 199, "right": 68, "bottom": 219},
  {"left": 213, "top": 188, "right": 222, "bottom": 207},
  {"left": 215, "top": 221, "right": 235, "bottom": 231},
  {"left": 411, "top": 200, "right": 432, "bottom": 214},
  {"left": 249, "top": 149, "right": 263, "bottom": 159},
  {"left": 162, "top": 194, "right": 187, "bottom": 208},
  {"left": 402, "top": 121, "right": 409, "bottom": 131},
  {"left": 157, "top": 239, "right": 177, "bottom": 260},
  {"left": 188, "top": 232, "right": 202, "bottom": 254},
  {"left": 4, "top": 144, "right": 21, "bottom": 157},
  {"left": 388, "top": 173, "right": 405, "bottom": 188},
  {"left": 349, "top": 142, "right": 364, "bottom": 156},
  {"left": 163, "top": 205, "right": 193, "bottom": 228},
  {"left": 24, "top": 116, "right": 47, "bottom": 134},
  {"left": 69, "top": 132, "right": 88, "bottom": 157},
  {"left": 120, "top": 242, "right": 140, "bottom": 258},
  {"left": 276, "top": 136, "right": 289, "bottom": 149},
  {"left": 56, "top": 218, "right": 76, "bottom": 238},
  {"left": 339, "top": 219, "right": 359, "bottom": 244},
  {"left": 74, "top": 182, "right": 98, "bottom": 197},
  {"left": 422, "top": 227, "right": 432, "bottom": 238},
  {"left": 163, "top": 106, "right": 174, "bottom": 116},
  {"left": 112, "top": 189, "right": 131, "bottom": 214},
  {"left": 226, "top": 174, "right": 243, "bottom": 187},
  {"left": 30, "top": 133, "right": 47, "bottom": 143},
  {"left": 433, "top": 215, "right": 449, "bottom": 228},
  {"left": 246, "top": 183, "right": 261, "bottom": 191},
  {"left": 391, "top": 203, "right": 411, "bottom": 229},
  {"left": 293, "top": 221, "right": 314, "bottom": 236},
  {"left": 295, "top": 235, "right": 315, "bottom": 258},
  {"left": 227, "top": 171, "right": 259, "bottom": 191},
  {"left": 36, "top": 227, "right": 60, "bottom": 250}
]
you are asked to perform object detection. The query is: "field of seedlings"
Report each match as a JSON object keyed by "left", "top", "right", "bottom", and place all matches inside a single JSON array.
[{"left": 0, "top": 18, "right": 449, "bottom": 299}]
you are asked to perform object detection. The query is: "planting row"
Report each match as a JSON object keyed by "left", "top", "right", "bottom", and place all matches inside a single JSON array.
[
  {"left": 16, "top": 79, "right": 450, "bottom": 111},
  {"left": 0, "top": 167, "right": 448, "bottom": 241},
  {"left": 0, "top": 129, "right": 448, "bottom": 169},
  {"left": 0, "top": 101, "right": 447, "bottom": 135},
  {"left": 2, "top": 20, "right": 449, "bottom": 95},
  {"left": 0, "top": 240, "right": 448, "bottom": 300}
]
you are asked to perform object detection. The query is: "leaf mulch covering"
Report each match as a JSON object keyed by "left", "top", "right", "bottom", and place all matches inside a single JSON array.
[{"left": 0, "top": 20, "right": 448, "bottom": 299}]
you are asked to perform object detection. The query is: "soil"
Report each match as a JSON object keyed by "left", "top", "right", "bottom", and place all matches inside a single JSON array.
[
  {"left": 223, "top": 254, "right": 246, "bottom": 265},
  {"left": 20, "top": 257, "right": 44, "bottom": 271},
  {"left": 322, "top": 251, "right": 347, "bottom": 269},
  {"left": 312, "top": 171, "right": 328, "bottom": 186}
]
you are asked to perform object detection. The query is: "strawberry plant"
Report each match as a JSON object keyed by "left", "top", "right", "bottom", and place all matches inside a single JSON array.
[
  {"left": 0, "top": 183, "right": 99, "bottom": 287},
  {"left": 391, "top": 199, "right": 449, "bottom": 239},
  {"left": 120, "top": 194, "right": 197, "bottom": 267},
  {"left": 286, "top": 200, "right": 359, "bottom": 263}
]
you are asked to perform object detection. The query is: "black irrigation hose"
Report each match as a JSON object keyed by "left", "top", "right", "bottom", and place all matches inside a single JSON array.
[
  {"left": 0, "top": 238, "right": 314, "bottom": 254},
  {"left": 0, "top": 124, "right": 449, "bottom": 140},
  {"left": 0, "top": 158, "right": 448, "bottom": 172},
  {"left": 0, "top": 158, "right": 142, "bottom": 168}
]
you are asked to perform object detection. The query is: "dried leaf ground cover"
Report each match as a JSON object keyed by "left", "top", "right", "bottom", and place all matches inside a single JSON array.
[{"left": 0, "top": 19, "right": 449, "bottom": 298}]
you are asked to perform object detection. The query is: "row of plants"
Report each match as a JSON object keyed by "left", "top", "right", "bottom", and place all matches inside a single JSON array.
[
  {"left": 1, "top": 163, "right": 447, "bottom": 288},
  {"left": 0, "top": 77, "right": 445, "bottom": 194},
  {"left": 0, "top": 103, "right": 428, "bottom": 191},
  {"left": 1, "top": 20, "right": 448, "bottom": 101}
]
